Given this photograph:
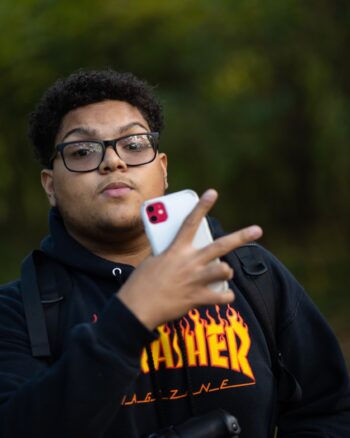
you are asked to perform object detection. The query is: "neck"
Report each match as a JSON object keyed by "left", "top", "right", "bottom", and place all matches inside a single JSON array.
[
  {"left": 93, "top": 239, "right": 152, "bottom": 266},
  {"left": 66, "top": 224, "right": 152, "bottom": 267}
]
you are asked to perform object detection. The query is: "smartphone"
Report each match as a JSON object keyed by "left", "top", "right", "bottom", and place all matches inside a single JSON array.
[{"left": 141, "top": 189, "right": 228, "bottom": 293}]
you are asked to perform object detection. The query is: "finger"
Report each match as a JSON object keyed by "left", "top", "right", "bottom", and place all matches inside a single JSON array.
[
  {"left": 194, "top": 261, "right": 233, "bottom": 285},
  {"left": 173, "top": 189, "right": 218, "bottom": 246},
  {"left": 197, "top": 225, "right": 263, "bottom": 263},
  {"left": 195, "top": 287, "right": 235, "bottom": 307}
]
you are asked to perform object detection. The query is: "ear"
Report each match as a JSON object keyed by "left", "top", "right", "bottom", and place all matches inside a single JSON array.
[
  {"left": 41, "top": 169, "right": 57, "bottom": 207},
  {"left": 159, "top": 153, "right": 168, "bottom": 190}
]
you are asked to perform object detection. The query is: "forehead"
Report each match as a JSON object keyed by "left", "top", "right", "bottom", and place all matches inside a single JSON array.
[{"left": 56, "top": 100, "right": 150, "bottom": 142}]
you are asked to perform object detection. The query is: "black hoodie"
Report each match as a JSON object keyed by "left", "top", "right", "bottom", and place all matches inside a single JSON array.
[{"left": 0, "top": 208, "right": 349, "bottom": 437}]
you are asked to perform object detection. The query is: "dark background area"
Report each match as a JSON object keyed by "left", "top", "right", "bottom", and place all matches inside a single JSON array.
[{"left": 0, "top": 0, "right": 349, "bottom": 366}]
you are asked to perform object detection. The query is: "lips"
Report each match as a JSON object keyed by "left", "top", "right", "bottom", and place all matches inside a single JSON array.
[
  {"left": 101, "top": 181, "right": 133, "bottom": 198},
  {"left": 102, "top": 182, "right": 132, "bottom": 191}
]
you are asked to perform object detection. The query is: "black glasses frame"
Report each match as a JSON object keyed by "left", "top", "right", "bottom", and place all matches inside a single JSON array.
[{"left": 52, "top": 132, "right": 159, "bottom": 172}]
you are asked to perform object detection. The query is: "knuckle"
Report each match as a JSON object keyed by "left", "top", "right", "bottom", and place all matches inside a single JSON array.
[
  {"left": 213, "top": 238, "right": 229, "bottom": 254},
  {"left": 221, "top": 262, "right": 233, "bottom": 276},
  {"left": 217, "top": 263, "right": 233, "bottom": 279},
  {"left": 220, "top": 261, "right": 230, "bottom": 272},
  {"left": 220, "top": 290, "right": 235, "bottom": 304},
  {"left": 240, "top": 227, "right": 254, "bottom": 243},
  {"left": 183, "top": 212, "right": 199, "bottom": 228}
]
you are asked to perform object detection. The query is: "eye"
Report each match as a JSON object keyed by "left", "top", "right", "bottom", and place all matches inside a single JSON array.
[
  {"left": 120, "top": 136, "right": 152, "bottom": 152},
  {"left": 73, "top": 148, "right": 90, "bottom": 157},
  {"left": 125, "top": 142, "right": 144, "bottom": 151},
  {"left": 65, "top": 142, "right": 100, "bottom": 159}
]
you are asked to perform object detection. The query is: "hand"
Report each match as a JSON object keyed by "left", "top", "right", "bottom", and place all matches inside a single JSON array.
[{"left": 117, "top": 189, "right": 263, "bottom": 330}]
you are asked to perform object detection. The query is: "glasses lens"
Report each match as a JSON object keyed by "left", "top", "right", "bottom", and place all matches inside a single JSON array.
[
  {"left": 116, "top": 134, "right": 156, "bottom": 165},
  {"left": 63, "top": 142, "right": 103, "bottom": 171}
]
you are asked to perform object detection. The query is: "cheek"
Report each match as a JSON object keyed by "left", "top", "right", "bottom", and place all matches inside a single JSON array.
[
  {"left": 142, "top": 173, "right": 165, "bottom": 198},
  {"left": 141, "top": 163, "right": 167, "bottom": 193},
  {"left": 54, "top": 175, "right": 91, "bottom": 209}
]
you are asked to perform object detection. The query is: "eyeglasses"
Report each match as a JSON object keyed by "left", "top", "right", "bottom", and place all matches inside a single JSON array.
[{"left": 52, "top": 132, "right": 159, "bottom": 172}]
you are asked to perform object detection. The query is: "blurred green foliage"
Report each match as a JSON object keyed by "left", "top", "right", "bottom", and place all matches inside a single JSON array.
[{"left": 0, "top": 0, "right": 349, "bottom": 359}]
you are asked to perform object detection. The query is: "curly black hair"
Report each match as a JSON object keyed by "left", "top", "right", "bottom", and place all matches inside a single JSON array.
[{"left": 28, "top": 69, "right": 164, "bottom": 167}]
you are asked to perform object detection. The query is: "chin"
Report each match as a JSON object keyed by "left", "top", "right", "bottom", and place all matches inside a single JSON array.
[{"left": 100, "top": 215, "right": 143, "bottom": 233}]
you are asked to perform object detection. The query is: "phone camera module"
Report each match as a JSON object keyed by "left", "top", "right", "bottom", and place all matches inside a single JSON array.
[{"left": 145, "top": 201, "right": 168, "bottom": 224}]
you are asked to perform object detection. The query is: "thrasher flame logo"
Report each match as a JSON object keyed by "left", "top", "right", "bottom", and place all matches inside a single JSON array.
[
  {"left": 140, "top": 304, "right": 254, "bottom": 380},
  {"left": 121, "top": 304, "right": 255, "bottom": 406}
]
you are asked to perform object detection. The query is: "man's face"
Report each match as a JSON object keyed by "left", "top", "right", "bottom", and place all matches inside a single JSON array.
[{"left": 41, "top": 100, "right": 168, "bottom": 243}]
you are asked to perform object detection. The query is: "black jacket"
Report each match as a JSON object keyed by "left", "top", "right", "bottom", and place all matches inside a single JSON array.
[{"left": 0, "top": 208, "right": 349, "bottom": 437}]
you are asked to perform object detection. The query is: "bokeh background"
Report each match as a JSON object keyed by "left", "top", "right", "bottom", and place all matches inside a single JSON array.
[{"left": 0, "top": 1, "right": 349, "bottom": 367}]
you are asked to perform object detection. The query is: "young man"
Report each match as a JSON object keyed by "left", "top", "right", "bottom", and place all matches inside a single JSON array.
[{"left": 0, "top": 69, "right": 349, "bottom": 437}]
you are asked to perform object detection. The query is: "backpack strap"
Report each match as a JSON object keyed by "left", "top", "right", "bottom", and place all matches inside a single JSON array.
[
  {"left": 21, "top": 250, "right": 65, "bottom": 360},
  {"left": 21, "top": 251, "right": 51, "bottom": 357},
  {"left": 207, "top": 216, "right": 279, "bottom": 369},
  {"left": 207, "top": 217, "right": 302, "bottom": 404},
  {"left": 231, "top": 245, "right": 303, "bottom": 407},
  {"left": 232, "top": 244, "right": 278, "bottom": 374}
]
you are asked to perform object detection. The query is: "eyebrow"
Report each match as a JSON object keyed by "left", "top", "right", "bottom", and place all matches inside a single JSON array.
[
  {"left": 61, "top": 127, "right": 98, "bottom": 142},
  {"left": 60, "top": 122, "right": 150, "bottom": 143},
  {"left": 119, "top": 122, "right": 149, "bottom": 134}
]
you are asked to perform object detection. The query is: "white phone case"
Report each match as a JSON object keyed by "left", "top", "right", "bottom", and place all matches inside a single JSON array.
[{"left": 141, "top": 189, "right": 228, "bottom": 293}]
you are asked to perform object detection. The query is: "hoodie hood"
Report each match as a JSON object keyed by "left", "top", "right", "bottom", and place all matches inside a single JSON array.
[{"left": 40, "top": 208, "right": 134, "bottom": 281}]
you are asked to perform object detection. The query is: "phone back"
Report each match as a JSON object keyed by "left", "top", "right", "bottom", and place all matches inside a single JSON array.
[
  {"left": 141, "top": 190, "right": 212, "bottom": 254},
  {"left": 141, "top": 189, "right": 228, "bottom": 293}
]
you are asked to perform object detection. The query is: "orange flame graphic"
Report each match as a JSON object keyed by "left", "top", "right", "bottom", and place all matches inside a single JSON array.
[{"left": 140, "top": 304, "right": 255, "bottom": 380}]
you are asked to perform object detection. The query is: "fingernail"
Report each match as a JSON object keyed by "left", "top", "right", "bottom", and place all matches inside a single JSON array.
[
  {"left": 202, "top": 189, "right": 217, "bottom": 202},
  {"left": 248, "top": 225, "right": 263, "bottom": 239}
]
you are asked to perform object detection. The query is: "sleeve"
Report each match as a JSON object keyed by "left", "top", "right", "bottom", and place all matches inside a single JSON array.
[
  {"left": 266, "top": 252, "right": 350, "bottom": 437},
  {"left": 0, "top": 282, "right": 157, "bottom": 437}
]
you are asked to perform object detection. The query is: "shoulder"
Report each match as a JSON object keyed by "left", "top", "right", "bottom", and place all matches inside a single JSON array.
[
  {"left": 0, "top": 279, "right": 27, "bottom": 330},
  {"left": 208, "top": 215, "right": 300, "bottom": 282},
  {"left": 0, "top": 279, "right": 22, "bottom": 302},
  {"left": 0, "top": 279, "right": 30, "bottom": 354},
  {"left": 208, "top": 216, "right": 305, "bottom": 326}
]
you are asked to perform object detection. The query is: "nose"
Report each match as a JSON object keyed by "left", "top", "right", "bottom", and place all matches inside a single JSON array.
[{"left": 98, "top": 145, "right": 127, "bottom": 173}]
